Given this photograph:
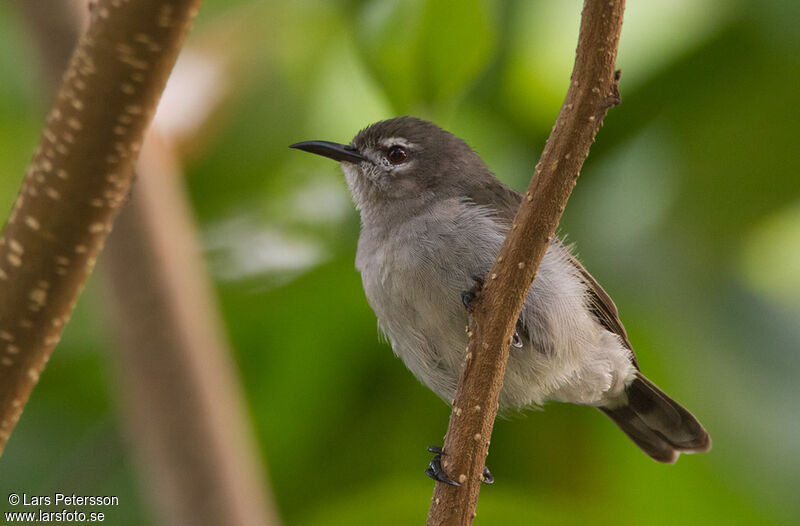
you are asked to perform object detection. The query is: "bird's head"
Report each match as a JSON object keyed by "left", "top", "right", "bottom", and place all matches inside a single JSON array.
[{"left": 291, "top": 116, "right": 493, "bottom": 219}]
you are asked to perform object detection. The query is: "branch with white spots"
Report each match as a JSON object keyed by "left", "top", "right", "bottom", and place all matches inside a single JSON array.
[
  {"left": 0, "top": 0, "right": 201, "bottom": 454},
  {"left": 427, "top": 1, "right": 625, "bottom": 524},
  {"left": 17, "top": 3, "right": 282, "bottom": 525}
]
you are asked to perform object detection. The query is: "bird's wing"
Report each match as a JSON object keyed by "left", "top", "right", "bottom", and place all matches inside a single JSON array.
[
  {"left": 565, "top": 253, "right": 638, "bottom": 367},
  {"left": 465, "top": 181, "right": 522, "bottom": 227},
  {"left": 466, "top": 180, "right": 638, "bottom": 368}
]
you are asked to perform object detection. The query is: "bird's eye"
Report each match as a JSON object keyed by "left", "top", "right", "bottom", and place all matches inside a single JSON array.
[{"left": 387, "top": 146, "right": 407, "bottom": 164}]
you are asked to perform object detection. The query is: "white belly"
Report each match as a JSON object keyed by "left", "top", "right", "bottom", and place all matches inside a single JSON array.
[{"left": 355, "top": 200, "right": 636, "bottom": 410}]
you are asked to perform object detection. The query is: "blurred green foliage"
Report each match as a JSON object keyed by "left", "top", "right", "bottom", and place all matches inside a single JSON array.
[{"left": 1, "top": 0, "right": 799, "bottom": 524}]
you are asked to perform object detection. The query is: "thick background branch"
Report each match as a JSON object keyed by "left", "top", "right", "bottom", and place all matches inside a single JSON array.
[
  {"left": 427, "top": 1, "right": 625, "bottom": 524},
  {"left": 16, "top": 2, "right": 281, "bottom": 525},
  {"left": 16, "top": 0, "right": 84, "bottom": 88},
  {"left": 104, "top": 133, "right": 280, "bottom": 526},
  {"left": 0, "top": 0, "right": 200, "bottom": 453}
]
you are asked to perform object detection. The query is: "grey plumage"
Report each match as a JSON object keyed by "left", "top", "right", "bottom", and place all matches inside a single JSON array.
[{"left": 291, "top": 116, "right": 711, "bottom": 463}]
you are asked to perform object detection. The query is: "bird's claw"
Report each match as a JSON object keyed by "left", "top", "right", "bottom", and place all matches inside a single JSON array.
[
  {"left": 482, "top": 466, "right": 495, "bottom": 484},
  {"left": 511, "top": 326, "right": 524, "bottom": 349},
  {"left": 461, "top": 276, "right": 485, "bottom": 310},
  {"left": 425, "top": 445, "right": 494, "bottom": 486},
  {"left": 461, "top": 278, "right": 523, "bottom": 350},
  {"left": 426, "top": 447, "right": 460, "bottom": 486}
]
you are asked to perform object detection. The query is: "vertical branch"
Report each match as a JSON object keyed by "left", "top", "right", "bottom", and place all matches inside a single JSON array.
[
  {"left": 427, "top": 1, "right": 625, "bottom": 524},
  {"left": 103, "top": 133, "right": 281, "bottom": 526},
  {"left": 0, "top": 0, "right": 201, "bottom": 453}
]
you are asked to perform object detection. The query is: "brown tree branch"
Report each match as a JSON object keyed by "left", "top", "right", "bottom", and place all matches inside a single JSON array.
[
  {"left": 0, "top": 0, "right": 201, "bottom": 454},
  {"left": 104, "top": 132, "right": 281, "bottom": 526},
  {"left": 427, "top": 1, "right": 625, "bottom": 524},
  {"left": 17, "top": 3, "right": 281, "bottom": 524},
  {"left": 15, "top": 0, "right": 84, "bottom": 89}
]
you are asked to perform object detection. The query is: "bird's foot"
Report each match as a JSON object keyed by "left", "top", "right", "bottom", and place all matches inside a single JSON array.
[
  {"left": 426, "top": 446, "right": 459, "bottom": 486},
  {"left": 425, "top": 446, "right": 494, "bottom": 486},
  {"left": 461, "top": 277, "right": 524, "bottom": 350},
  {"left": 461, "top": 276, "right": 485, "bottom": 311},
  {"left": 511, "top": 321, "right": 524, "bottom": 349}
]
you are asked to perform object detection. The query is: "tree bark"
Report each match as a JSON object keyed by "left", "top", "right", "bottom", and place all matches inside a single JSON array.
[
  {"left": 103, "top": 132, "right": 280, "bottom": 526},
  {"left": 0, "top": 0, "right": 201, "bottom": 453},
  {"left": 427, "top": 1, "right": 625, "bottom": 524},
  {"left": 15, "top": 3, "right": 282, "bottom": 525}
]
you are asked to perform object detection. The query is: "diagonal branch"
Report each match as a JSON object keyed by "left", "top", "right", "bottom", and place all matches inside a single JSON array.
[
  {"left": 17, "top": 3, "right": 281, "bottom": 524},
  {"left": 427, "top": 1, "right": 626, "bottom": 524},
  {"left": 0, "top": 0, "right": 201, "bottom": 454}
]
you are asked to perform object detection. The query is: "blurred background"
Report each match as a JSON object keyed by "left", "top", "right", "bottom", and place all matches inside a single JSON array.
[{"left": 1, "top": 0, "right": 799, "bottom": 524}]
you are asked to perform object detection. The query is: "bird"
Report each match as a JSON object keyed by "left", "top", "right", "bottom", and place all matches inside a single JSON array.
[{"left": 290, "top": 116, "right": 710, "bottom": 482}]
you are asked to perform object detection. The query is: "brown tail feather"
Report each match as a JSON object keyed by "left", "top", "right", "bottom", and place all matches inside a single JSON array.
[{"left": 600, "top": 373, "right": 711, "bottom": 463}]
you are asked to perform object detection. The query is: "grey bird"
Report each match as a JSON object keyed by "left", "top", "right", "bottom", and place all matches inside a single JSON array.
[{"left": 290, "top": 116, "right": 711, "bottom": 475}]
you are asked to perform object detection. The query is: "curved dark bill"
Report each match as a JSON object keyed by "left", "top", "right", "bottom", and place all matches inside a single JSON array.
[{"left": 289, "top": 140, "right": 366, "bottom": 164}]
